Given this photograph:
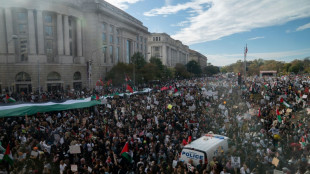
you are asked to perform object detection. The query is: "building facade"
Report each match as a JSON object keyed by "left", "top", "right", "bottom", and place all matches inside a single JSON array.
[
  {"left": 147, "top": 33, "right": 189, "bottom": 67},
  {"left": 189, "top": 49, "right": 207, "bottom": 68},
  {"left": 0, "top": 0, "right": 149, "bottom": 93}
]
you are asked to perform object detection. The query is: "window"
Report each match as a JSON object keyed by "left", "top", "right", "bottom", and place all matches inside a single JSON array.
[
  {"left": 153, "top": 37, "right": 155, "bottom": 41},
  {"left": 46, "top": 39, "right": 53, "bottom": 55},
  {"left": 109, "top": 35, "right": 113, "bottom": 44},
  {"left": 102, "top": 23, "right": 106, "bottom": 31},
  {"left": 140, "top": 36, "right": 143, "bottom": 42},
  {"left": 110, "top": 25, "right": 114, "bottom": 33},
  {"left": 110, "top": 46, "right": 113, "bottom": 63},
  {"left": 159, "top": 37, "right": 161, "bottom": 41},
  {"left": 156, "top": 37, "right": 158, "bottom": 41},
  {"left": 47, "top": 72, "right": 61, "bottom": 81},
  {"left": 126, "top": 40, "right": 131, "bottom": 63},
  {"left": 102, "top": 47, "right": 107, "bottom": 63},
  {"left": 20, "top": 39, "right": 28, "bottom": 61},
  {"left": 19, "top": 24, "right": 27, "bottom": 34},
  {"left": 73, "top": 72, "right": 81, "bottom": 80},
  {"left": 137, "top": 35, "right": 139, "bottom": 41},
  {"left": 144, "top": 38, "right": 147, "bottom": 44},
  {"left": 140, "top": 44, "right": 143, "bottom": 51},
  {"left": 16, "top": 72, "right": 31, "bottom": 82},
  {"left": 45, "top": 26, "right": 53, "bottom": 37},
  {"left": 116, "top": 37, "right": 120, "bottom": 45},
  {"left": 116, "top": 29, "right": 120, "bottom": 35},
  {"left": 45, "top": 15, "right": 52, "bottom": 23},
  {"left": 116, "top": 47, "right": 120, "bottom": 63},
  {"left": 102, "top": 33, "right": 106, "bottom": 43},
  {"left": 69, "top": 30, "right": 72, "bottom": 39},
  {"left": 18, "top": 13, "right": 27, "bottom": 21},
  {"left": 70, "top": 42, "right": 72, "bottom": 56},
  {"left": 155, "top": 47, "right": 159, "bottom": 51}
]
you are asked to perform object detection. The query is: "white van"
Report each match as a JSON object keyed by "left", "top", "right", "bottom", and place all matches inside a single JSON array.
[{"left": 179, "top": 133, "right": 229, "bottom": 166}]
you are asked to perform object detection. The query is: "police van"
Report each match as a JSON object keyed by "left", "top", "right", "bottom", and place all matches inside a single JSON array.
[{"left": 179, "top": 133, "right": 229, "bottom": 166}]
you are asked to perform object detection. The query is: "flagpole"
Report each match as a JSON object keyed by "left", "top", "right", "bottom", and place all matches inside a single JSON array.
[{"left": 244, "top": 44, "right": 247, "bottom": 83}]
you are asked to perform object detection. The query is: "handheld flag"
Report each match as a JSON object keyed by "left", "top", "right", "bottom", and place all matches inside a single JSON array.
[
  {"left": 2, "top": 144, "right": 13, "bottom": 165},
  {"left": 120, "top": 142, "right": 132, "bottom": 163},
  {"left": 126, "top": 84, "right": 133, "bottom": 93}
]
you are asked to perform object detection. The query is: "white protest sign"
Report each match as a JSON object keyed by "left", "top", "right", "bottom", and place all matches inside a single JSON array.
[
  {"left": 69, "top": 145, "right": 81, "bottom": 154},
  {"left": 107, "top": 104, "right": 111, "bottom": 108},
  {"left": 137, "top": 114, "right": 143, "bottom": 120},
  {"left": 31, "top": 151, "right": 39, "bottom": 157},
  {"left": 231, "top": 156, "right": 240, "bottom": 168},
  {"left": 302, "top": 95, "right": 308, "bottom": 99},
  {"left": 71, "top": 165, "right": 78, "bottom": 172}
]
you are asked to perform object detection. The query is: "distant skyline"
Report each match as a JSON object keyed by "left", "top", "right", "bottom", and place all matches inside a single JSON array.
[{"left": 105, "top": 0, "right": 310, "bottom": 66}]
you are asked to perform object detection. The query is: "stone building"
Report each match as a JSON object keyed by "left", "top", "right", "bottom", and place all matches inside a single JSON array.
[
  {"left": 147, "top": 33, "right": 189, "bottom": 67},
  {"left": 189, "top": 49, "right": 207, "bottom": 68},
  {"left": 0, "top": 0, "right": 149, "bottom": 93}
]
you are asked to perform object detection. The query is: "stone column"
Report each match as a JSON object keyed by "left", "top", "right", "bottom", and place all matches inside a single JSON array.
[
  {"left": 36, "top": 10, "right": 44, "bottom": 54},
  {"left": 57, "top": 14, "right": 64, "bottom": 55},
  {"left": 63, "top": 15, "right": 70, "bottom": 55},
  {"left": 0, "top": 8, "right": 6, "bottom": 53},
  {"left": 28, "top": 9, "right": 36, "bottom": 54},
  {"left": 5, "top": 8, "right": 14, "bottom": 54},
  {"left": 76, "top": 19, "right": 82, "bottom": 57}
]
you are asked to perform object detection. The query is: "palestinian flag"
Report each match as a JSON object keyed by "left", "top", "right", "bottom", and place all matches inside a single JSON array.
[
  {"left": 282, "top": 101, "right": 290, "bottom": 108},
  {"left": 258, "top": 108, "right": 261, "bottom": 117},
  {"left": 1, "top": 144, "right": 13, "bottom": 165},
  {"left": 120, "top": 142, "right": 132, "bottom": 163},
  {"left": 174, "top": 84, "right": 178, "bottom": 93},
  {"left": 126, "top": 84, "right": 133, "bottom": 93},
  {"left": 6, "top": 94, "right": 16, "bottom": 103}
]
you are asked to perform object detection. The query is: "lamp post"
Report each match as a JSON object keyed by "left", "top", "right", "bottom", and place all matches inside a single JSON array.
[{"left": 88, "top": 45, "right": 107, "bottom": 89}]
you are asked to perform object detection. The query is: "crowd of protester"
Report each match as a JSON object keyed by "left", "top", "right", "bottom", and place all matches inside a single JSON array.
[{"left": 1, "top": 74, "right": 310, "bottom": 174}]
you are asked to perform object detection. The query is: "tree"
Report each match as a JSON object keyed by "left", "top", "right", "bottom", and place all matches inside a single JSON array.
[
  {"left": 175, "top": 63, "right": 190, "bottom": 79},
  {"left": 131, "top": 52, "right": 146, "bottom": 70},
  {"left": 186, "top": 60, "right": 202, "bottom": 75},
  {"left": 204, "top": 65, "right": 220, "bottom": 76},
  {"left": 105, "top": 63, "right": 133, "bottom": 86}
]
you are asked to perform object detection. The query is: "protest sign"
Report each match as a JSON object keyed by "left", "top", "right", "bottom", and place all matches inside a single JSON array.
[
  {"left": 107, "top": 104, "right": 111, "bottom": 108},
  {"left": 272, "top": 157, "right": 279, "bottom": 167},
  {"left": 167, "top": 104, "right": 173, "bottom": 109},
  {"left": 231, "top": 156, "right": 240, "bottom": 168},
  {"left": 31, "top": 151, "right": 39, "bottom": 157},
  {"left": 69, "top": 145, "right": 81, "bottom": 154},
  {"left": 71, "top": 165, "right": 78, "bottom": 172}
]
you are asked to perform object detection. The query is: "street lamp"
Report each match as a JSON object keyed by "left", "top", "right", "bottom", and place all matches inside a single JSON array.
[{"left": 88, "top": 45, "right": 107, "bottom": 89}]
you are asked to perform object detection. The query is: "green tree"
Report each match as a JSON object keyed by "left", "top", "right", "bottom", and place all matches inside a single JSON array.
[
  {"left": 175, "top": 63, "right": 190, "bottom": 79},
  {"left": 131, "top": 52, "right": 146, "bottom": 69},
  {"left": 105, "top": 63, "right": 133, "bottom": 86},
  {"left": 186, "top": 60, "right": 202, "bottom": 75},
  {"left": 204, "top": 65, "right": 220, "bottom": 76}
]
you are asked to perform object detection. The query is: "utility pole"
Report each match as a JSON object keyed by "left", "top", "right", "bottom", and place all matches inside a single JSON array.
[{"left": 244, "top": 44, "right": 248, "bottom": 83}]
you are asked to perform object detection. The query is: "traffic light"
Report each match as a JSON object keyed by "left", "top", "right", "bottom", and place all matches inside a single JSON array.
[{"left": 238, "top": 72, "right": 241, "bottom": 85}]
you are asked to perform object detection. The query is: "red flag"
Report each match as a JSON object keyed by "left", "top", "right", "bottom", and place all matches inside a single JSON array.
[
  {"left": 174, "top": 84, "right": 178, "bottom": 93},
  {"left": 280, "top": 98, "right": 284, "bottom": 103},
  {"left": 187, "top": 136, "right": 192, "bottom": 144},
  {"left": 121, "top": 142, "right": 129, "bottom": 154},
  {"left": 258, "top": 108, "right": 261, "bottom": 117},
  {"left": 182, "top": 139, "right": 188, "bottom": 146},
  {"left": 96, "top": 95, "right": 99, "bottom": 100},
  {"left": 126, "top": 84, "right": 133, "bottom": 93},
  {"left": 276, "top": 109, "right": 280, "bottom": 116},
  {"left": 6, "top": 94, "right": 9, "bottom": 100}
]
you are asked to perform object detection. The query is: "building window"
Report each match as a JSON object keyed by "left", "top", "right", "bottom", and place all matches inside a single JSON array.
[
  {"left": 70, "top": 42, "right": 72, "bottom": 56},
  {"left": 46, "top": 39, "right": 53, "bottom": 57},
  {"left": 110, "top": 25, "right": 114, "bottom": 33},
  {"left": 140, "top": 36, "right": 143, "bottom": 42},
  {"left": 102, "top": 47, "right": 107, "bottom": 63},
  {"left": 116, "top": 29, "right": 120, "bottom": 35},
  {"left": 137, "top": 35, "right": 139, "bottom": 41},
  {"left": 116, "top": 47, "right": 120, "bottom": 63},
  {"left": 109, "top": 35, "right": 113, "bottom": 44},
  {"left": 159, "top": 37, "right": 161, "bottom": 41},
  {"left": 153, "top": 37, "right": 155, "bottom": 41},
  {"left": 126, "top": 40, "right": 131, "bottom": 63},
  {"left": 156, "top": 37, "right": 158, "bottom": 41},
  {"left": 102, "top": 23, "right": 106, "bottom": 31},
  {"left": 45, "top": 26, "right": 53, "bottom": 37},
  {"left": 140, "top": 44, "right": 143, "bottom": 51},
  {"left": 45, "top": 15, "right": 52, "bottom": 23},
  {"left": 20, "top": 39, "right": 28, "bottom": 61},
  {"left": 69, "top": 30, "right": 72, "bottom": 39},
  {"left": 144, "top": 38, "right": 147, "bottom": 44},
  {"left": 110, "top": 46, "right": 113, "bottom": 63},
  {"left": 116, "top": 37, "right": 120, "bottom": 45},
  {"left": 18, "top": 12, "right": 27, "bottom": 21},
  {"left": 19, "top": 24, "right": 27, "bottom": 34},
  {"left": 155, "top": 47, "right": 159, "bottom": 51},
  {"left": 73, "top": 72, "right": 81, "bottom": 80},
  {"left": 102, "top": 33, "right": 106, "bottom": 43}
]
